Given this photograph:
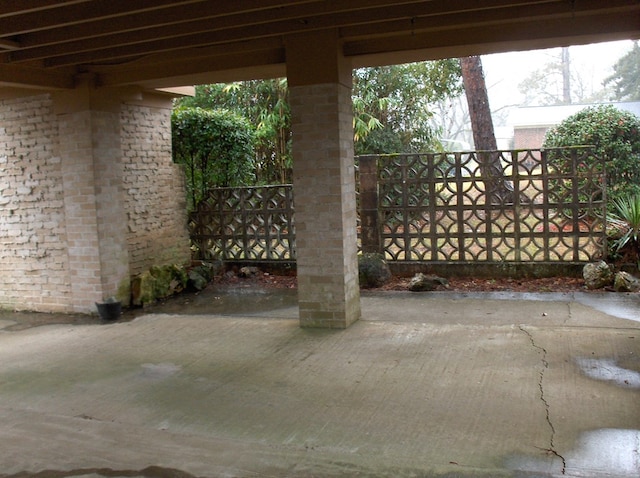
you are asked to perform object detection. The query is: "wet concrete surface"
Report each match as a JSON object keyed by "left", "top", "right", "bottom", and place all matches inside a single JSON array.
[
  {"left": 575, "top": 357, "right": 640, "bottom": 389},
  {"left": 0, "top": 284, "right": 300, "bottom": 332},
  {"left": 2, "top": 284, "right": 637, "bottom": 331},
  {"left": 0, "top": 284, "right": 638, "bottom": 477}
]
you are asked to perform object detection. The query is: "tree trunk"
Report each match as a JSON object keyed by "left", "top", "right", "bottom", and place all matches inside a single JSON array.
[
  {"left": 461, "top": 56, "right": 497, "bottom": 151},
  {"left": 561, "top": 47, "right": 571, "bottom": 104},
  {"left": 460, "top": 55, "right": 512, "bottom": 203}
]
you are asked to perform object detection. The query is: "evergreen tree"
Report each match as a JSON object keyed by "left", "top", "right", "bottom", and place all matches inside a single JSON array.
[{"left": 605, "top": 41, "right": 640, "bottom": 101}]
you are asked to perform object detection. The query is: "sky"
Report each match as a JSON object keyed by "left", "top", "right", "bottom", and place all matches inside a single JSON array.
[
  {"left": 481, "top": 39, "right": 635, "bottom": 112},
  {"left": 448, "top": 39, "right": 638, "bottom": 147}
]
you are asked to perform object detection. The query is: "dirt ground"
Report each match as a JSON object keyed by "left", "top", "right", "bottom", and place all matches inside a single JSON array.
[{"left": 217, "top": 269, "right": 588, "bottom": 293}]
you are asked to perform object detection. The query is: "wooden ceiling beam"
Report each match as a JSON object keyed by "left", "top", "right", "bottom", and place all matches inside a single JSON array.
[
  {"left": 93, "top": 5, "right": 639, "bottom": 88},
  {"left": 14, "top": 0, "right": 323, "bottom": 49},
  {"left": 345, "top": 11, "right": 640, "bottom": 59},
  {"left": 7, "top": 0, "right": 434, "bottom": 63},
  {"left": 30, "top": 0, "right": 560, "bottom": 67},
  {"left": 96, "top": 46, "right": 287, "bottom": 88},
  {"left": 343, "top": 0, "right": 640, "bottom": 39},
  {"left": 0, "top": 63, "right": 74, "bottom": 89},
  {"left": 120, "top": 36, "right": 286, "bottom": 67},
  {"left": 0, "top": 39, "right": 20, "bottom": 50},
  {"left": 0, "top": 0, "right": 637, "bottom": 90},
  {"left": 0, "top": 0, "right": 205, "bottom": 36},
  {"left": 0, "top": 1, "right": 91, "bottom": 18}
]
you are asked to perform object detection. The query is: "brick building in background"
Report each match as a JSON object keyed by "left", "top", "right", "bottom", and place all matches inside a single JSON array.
[{"left": 510, "top": 102, "right": 640, "bottom": 150}]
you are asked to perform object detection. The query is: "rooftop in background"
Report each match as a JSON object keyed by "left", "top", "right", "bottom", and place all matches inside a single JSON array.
[
  {"left": 510, "top": 101, "right": 640, "bottom": 128},
  {"left": 509, "top": 101, "right": 640, "bottom": 149}
]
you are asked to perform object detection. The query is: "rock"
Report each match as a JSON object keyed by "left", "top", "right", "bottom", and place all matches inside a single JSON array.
[
  {"left": 131, "top": 270, "right": 154, "bottom": 306},
  {"left": 169, "top": 264, "right": 188, "bottom": 291},
  {"left": 408, "top": 273, "right": 449, "bottom": 292},
  {"left": 187, "top": 263, "right": 216, "bottom": 291},
  {"left": 188, "top": 268, "right": 209, "bottom": 291},
  {"left": 239, "top": 266, "right": 260, "bottom": 277},
  {"left": 583, "top": 261, "right": 613, "bottom": 290},
  {"left": 613, "top": 271, "right": 640, "bottom": 292},
  {"left": 131, "top": 264, "right": 189, "bottom": 306},
  {"left": 358, "top": 253, "right": 391, "bottom": 288},
  {"left": 208, "top": 260, "right": 225, "bottom": 277}
]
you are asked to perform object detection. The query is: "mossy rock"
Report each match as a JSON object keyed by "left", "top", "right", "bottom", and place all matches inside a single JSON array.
[
  {"left": 583, "top": 261, "right": 614, "bottom": 290},
  {"left": 131, "top": 270, "right": 155, "bottom": 306},
  {"left": 131, "top": 264, "right": 189, "bottom": 306},
  {"left": 358, "top": 253, "right": 391, "bottom": 288},
  {"left": 188, "top": 268, "right": 209, "bottom": 291},
  {"left": 408, "top": 273, "right": 449, "bottom": 291}
]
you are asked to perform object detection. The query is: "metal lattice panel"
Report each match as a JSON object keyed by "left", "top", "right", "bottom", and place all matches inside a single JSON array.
[
  {"left": 378, "top": 148, "right": 606, "bottom": 263},
  {"left": 189, "top": 148, "right": 606, "bottom": 265},
  {"left": 189, "top": 185, "right": 295, "bottom": 261}
]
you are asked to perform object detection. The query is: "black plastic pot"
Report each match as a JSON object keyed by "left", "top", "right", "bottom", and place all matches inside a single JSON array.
[{"left": 96, "top": 301, "right": 122, "bottom": 321}]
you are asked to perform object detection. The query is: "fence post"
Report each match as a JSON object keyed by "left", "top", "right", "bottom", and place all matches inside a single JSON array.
[{"left": 358, "top": 155, "right": 381, "bottom": 253}]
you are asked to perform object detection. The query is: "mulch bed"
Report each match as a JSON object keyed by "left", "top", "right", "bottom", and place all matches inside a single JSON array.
[
  {"left": 216, "top": 271, "right": 589, "bottom": 293},
  {"left": 375, "top": 275, "right": 587, "bottom": 292}
]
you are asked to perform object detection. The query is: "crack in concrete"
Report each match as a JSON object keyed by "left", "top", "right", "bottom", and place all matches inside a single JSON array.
[
  {"left": 519, "top": 325, "right": 567, "bottom": 475},
  {"left": 564, "top": 301, "right": 572, "bottom": 325}
]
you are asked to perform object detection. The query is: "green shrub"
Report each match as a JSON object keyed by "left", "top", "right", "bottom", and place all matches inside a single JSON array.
[
  {"left": 543, "top": 105, "right": 640, "bottom": 212},
  {"left": 607, "top": 193, "right": 640, "bottom": 266},
  {"left": 172, "top": 107, "right": 255, "bottom": 210}
]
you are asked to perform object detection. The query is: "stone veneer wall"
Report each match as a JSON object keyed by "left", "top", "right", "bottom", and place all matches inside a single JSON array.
[
  {"left": 120, "top": 101, "right": 191, "bottom": 276},
  {"left": 0, "top": 94, "right": 71, "bottom": 312},
  {"left": 0, "top": 93, "right": 191, "bottom": 312}
]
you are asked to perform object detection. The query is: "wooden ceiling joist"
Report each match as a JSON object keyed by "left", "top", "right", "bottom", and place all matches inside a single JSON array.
[{"left": 0, "top": 0, "right": 637, "bottom": 90}]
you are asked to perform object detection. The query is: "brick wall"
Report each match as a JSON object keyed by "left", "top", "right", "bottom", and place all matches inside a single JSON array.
[
  {"left": 513, "top": 126, "right": 549, "bottom": 149},
  {"left": 121, "top": 101, "right": 191, "bottom": 276},
  {"left": 290, "top": 82, "right": 361, "bottom": 328},
  {"left": 0, "top": 93, "right": 190, "bottom": 313},
  {"left": 0, "top": 94, "right": 72, "bottom": 312}
]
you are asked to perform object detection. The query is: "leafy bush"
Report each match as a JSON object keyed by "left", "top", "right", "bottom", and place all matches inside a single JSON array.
[
  {"left": 543, "top": 105, "right": 640, "bottom": 211},
  {"left": 172, "top": 107, "right": 255, "bottom": 210},
  {"left": 175, "top": 80, "right": 291, "bottom": 185},
  {"left": 607, "top": 193, "right": 640, "bottom": 266}
]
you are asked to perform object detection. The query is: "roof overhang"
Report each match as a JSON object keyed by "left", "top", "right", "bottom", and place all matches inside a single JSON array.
[{"left": 0, "top": 0, "right": 638, "bottom": 92}]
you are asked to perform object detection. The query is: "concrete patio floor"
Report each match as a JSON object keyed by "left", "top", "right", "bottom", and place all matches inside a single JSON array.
[{"left": 0, "top": 287, "right": 638, "bottom": 477}]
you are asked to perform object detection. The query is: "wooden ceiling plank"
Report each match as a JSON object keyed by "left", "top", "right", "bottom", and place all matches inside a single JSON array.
[
  {"left": 342, "top": 0, "right": 640, "bottom": 39},
  {"left": 344, "top": 11, "right": 640, "bottom": 58},
  {"left": 0, "top": 0, "right": 206, "bottom": 36},
  {"left": 0, "top": 1, "right": 90, "bottom": 18},
  {"left": 15, "top": 0, "right": 323, "bottom": 48},
  {"left": 39, "top": 10, "right": 405, "bottom": 66},
  {"left": 1, "top": 0, "right": 638, "bottom": 90},
  {"left": 0, "top": 39, "right": 20, "bottom": 50},
  {"left": 44, "top": 33, "right": 271, "bottom": 68},
  {"left": 99, "top": 37, "right": 286, "bottom": 68},
  {"left": 8, "top": 0, "right": 435, "bottom": 62},
  {"left": 96, "top": 10, "right": 639, "bottom": 88},
  {"left": 38, "top": 0, "right": 629, "bottom": 68},
  {"left": 6, "top": 1, "right": 564, "bottom": 68},
  {"left": 13, "top": 0, "right": 419, "bottom": 52}
]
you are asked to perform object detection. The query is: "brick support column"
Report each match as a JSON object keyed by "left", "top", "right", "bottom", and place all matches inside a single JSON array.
[
  {"left": 287, "top": 30, "right": 361, "bottom": 328},
  {"left": 54, "top": 88, "right": 130, "bottom": 313},
  {"left": 357, "top": 156, "right": 381, "bottom": 254}
]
